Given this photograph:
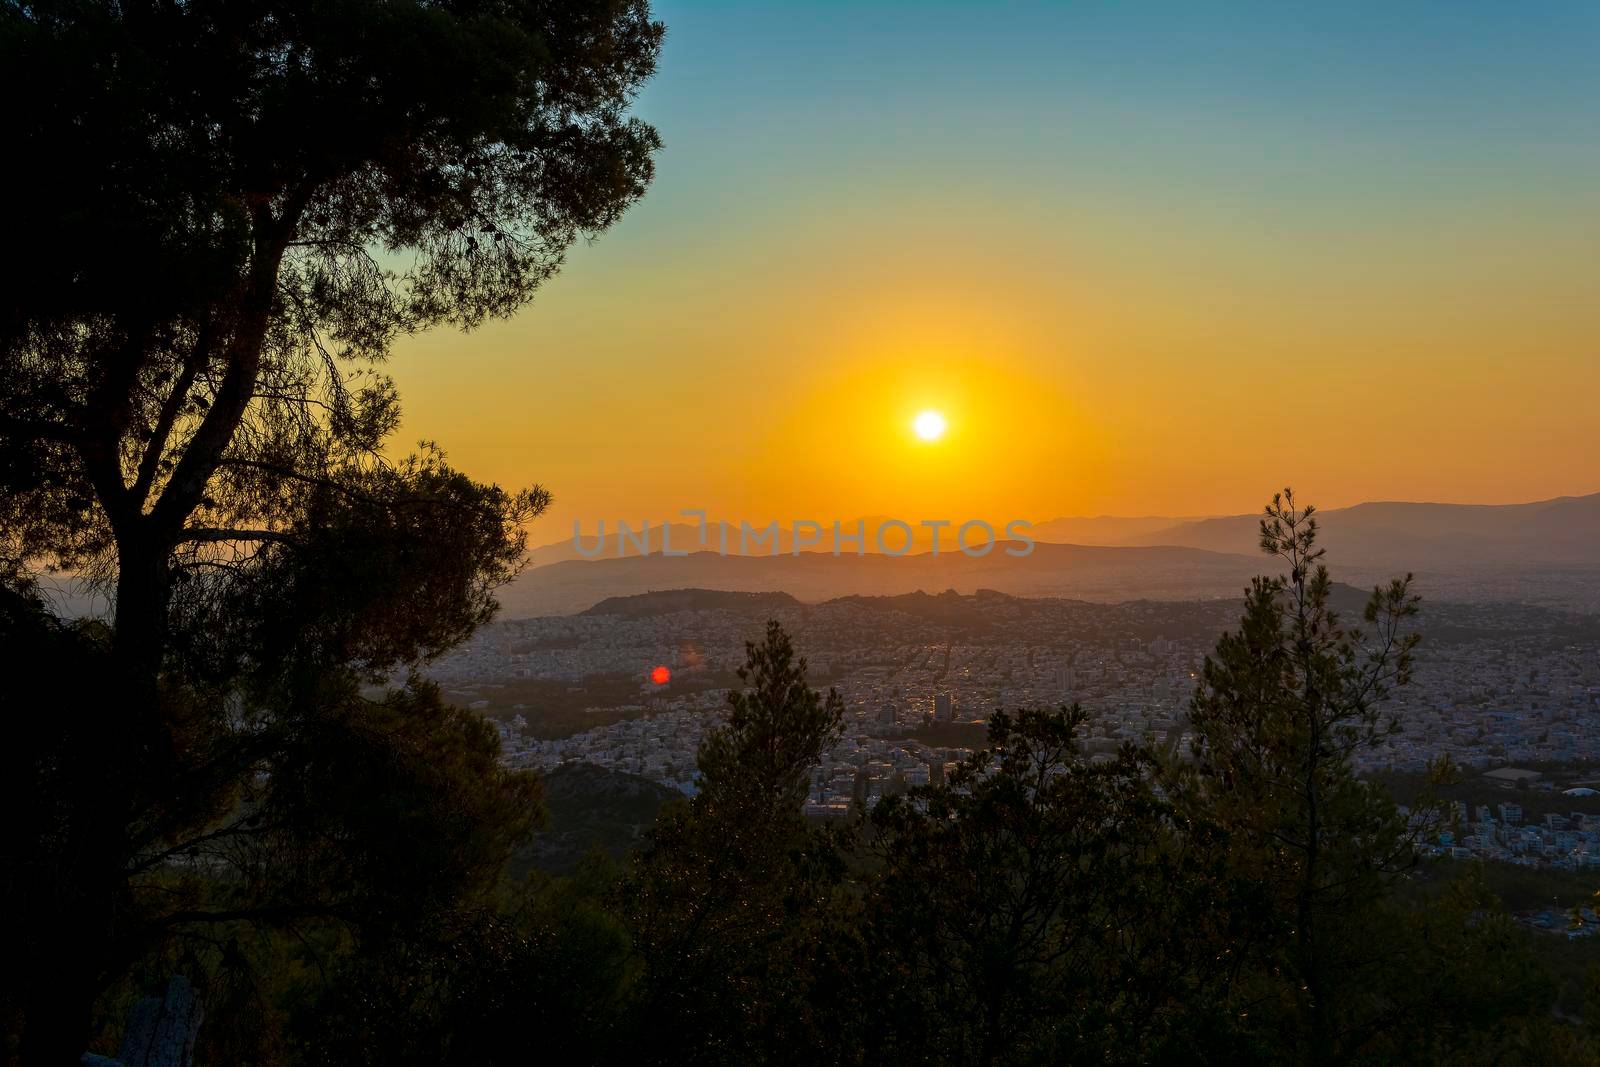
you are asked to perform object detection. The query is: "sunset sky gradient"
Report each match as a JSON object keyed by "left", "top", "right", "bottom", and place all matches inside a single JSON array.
[{"left": 388, "top": 1, "right": 1599, "bottom": 536}]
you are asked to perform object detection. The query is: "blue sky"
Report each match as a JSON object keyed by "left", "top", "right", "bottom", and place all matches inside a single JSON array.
[{"left": 391, "top": 1, "right": 1600, "bottom": 524}]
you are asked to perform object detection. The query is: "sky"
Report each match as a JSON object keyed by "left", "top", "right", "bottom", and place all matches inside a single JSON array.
[{"left": 386, "top": 1, "right": 1600, "bottom": 538}]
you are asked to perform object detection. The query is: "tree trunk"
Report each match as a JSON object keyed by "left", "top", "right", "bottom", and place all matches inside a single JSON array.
[
  {"left": 112, "top": 530, "right": 169, "bottom": 693},
  {"left": 15, "top": 535, "right": 170, "bottom": 1065}
]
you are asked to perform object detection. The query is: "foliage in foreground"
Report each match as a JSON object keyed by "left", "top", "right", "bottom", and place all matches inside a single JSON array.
[
  {"left": 0, "top": 1, "right": 663, "bottom": 1062},
  {"left": 7, "top": 494, "right": 1599, "bottom": 1065}
]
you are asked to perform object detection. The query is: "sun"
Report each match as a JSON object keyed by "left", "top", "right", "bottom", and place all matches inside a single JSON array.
[{"left": 912, "top": 410, "right": 947, "bottom": 441}]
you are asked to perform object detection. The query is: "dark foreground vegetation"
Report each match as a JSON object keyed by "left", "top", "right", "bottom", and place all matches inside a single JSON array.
[
  {"left": 1, "top": 2, "right": 1595, "bottom": 1063},
  {"left": 7, "top": 491, "right": 1599, "bottom": 1065}
]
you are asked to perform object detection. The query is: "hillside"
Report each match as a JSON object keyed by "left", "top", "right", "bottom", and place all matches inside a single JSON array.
[
  {"left": 511, "top": 762, "right": 683, "bottom": 877},
  {"left": 580, "top": 588, "right": 801, "bottom": 618}
]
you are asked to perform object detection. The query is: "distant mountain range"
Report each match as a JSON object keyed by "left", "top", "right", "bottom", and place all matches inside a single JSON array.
[
  {"left": 504, "top": 493, "right": 1600, "bottom": 617},
  {"left": 497, "top": 541, "right": 1268, "bottom": 618},
  {"left": 1122, "top": 494, "right": 1600, "bottom": 568},
  {"left": 37, "top": 494, "right": 1600, "bottom": 621},
  {"left": 533, "top": 494, "right": 1600, "bottom": 568}
]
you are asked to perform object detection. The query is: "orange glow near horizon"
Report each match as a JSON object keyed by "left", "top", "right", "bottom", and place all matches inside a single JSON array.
[
  {"left": 387, "top": 262, "right": 1598, "bottom": 538},
  {"left": 381, "top": 5, "right": 1600, "bottom": 537}
]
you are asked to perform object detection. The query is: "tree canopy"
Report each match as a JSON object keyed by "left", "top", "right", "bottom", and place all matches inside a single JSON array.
[
  {"left": 0, "top": 0, "right": 661, "bottom": 677},
  {"left": 0, "top": 3, "right": 663, "bottom": 1061}
]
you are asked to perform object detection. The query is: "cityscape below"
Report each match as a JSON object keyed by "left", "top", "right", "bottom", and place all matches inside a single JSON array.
[{"left": 426, "top": 584, "right": 1600, "bottom": 896}]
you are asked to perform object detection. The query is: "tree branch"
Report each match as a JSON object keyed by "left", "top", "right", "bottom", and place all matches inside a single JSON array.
[{"left": 131, "top": 323, "right": 213, "bottom": 506}]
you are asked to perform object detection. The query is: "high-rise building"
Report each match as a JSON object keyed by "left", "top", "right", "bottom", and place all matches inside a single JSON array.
[{"left": 934, "top": 691, "right": 953, "bottom": 722}]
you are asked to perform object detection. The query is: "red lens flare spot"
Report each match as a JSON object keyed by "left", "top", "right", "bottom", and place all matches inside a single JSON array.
[{"left": 650, "top": 665, "right": 671, "bottom": 685}]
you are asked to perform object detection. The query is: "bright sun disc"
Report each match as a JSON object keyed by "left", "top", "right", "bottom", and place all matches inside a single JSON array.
[{"left": 913, "top": 410, "right": 947, "bottom": 441}]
